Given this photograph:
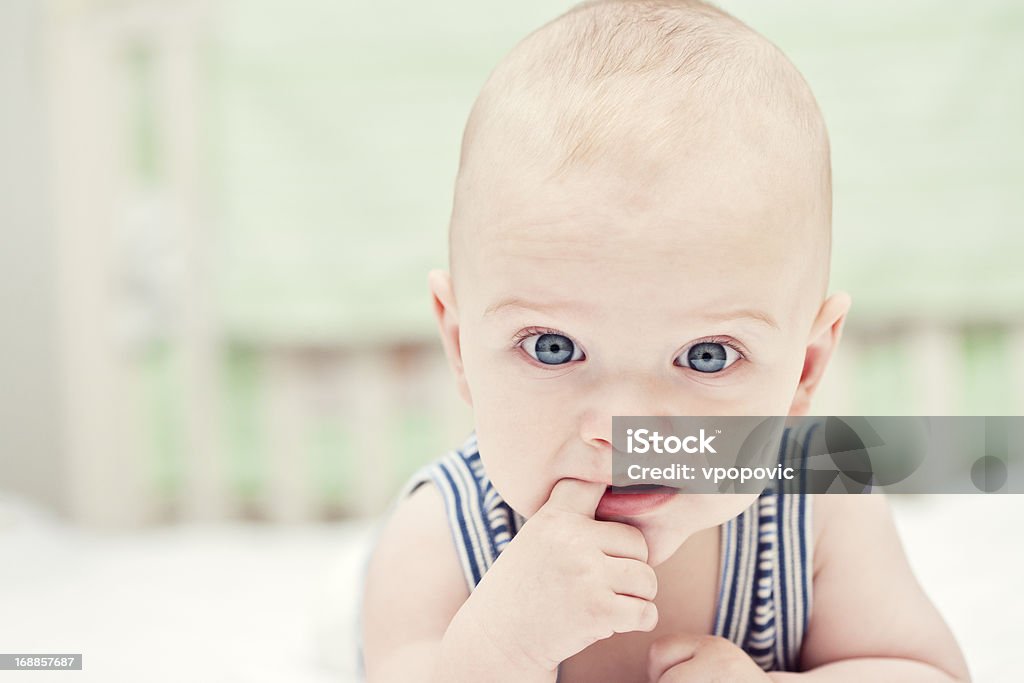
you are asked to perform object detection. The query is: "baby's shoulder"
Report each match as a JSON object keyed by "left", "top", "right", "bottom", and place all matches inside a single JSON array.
[
  {"left": 376, "top": 480, "right": 448, "bottom": 548},
  {"left": 807, "top": 494, "right": 894, "bottom": 580},
  {"left": 361, "top": 480, "right": 476, "bottom": 677},
  {"left": 367, "top": 481, "right": 467, "bottom": 595},
  {"left": 362, "top": 481, "right": 470, "bottom": 642}
]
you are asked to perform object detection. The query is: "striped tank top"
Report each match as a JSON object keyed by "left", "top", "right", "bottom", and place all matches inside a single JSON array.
[{"left": 357, "top": 422, "right": 817, "bottom": 678}]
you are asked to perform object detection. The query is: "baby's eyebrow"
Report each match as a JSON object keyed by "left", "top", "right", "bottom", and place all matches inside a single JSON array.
[
  {"left": 482, "top": 297, "right": 583, "bottom": 318},
  {"left": 483, "top": 297, "right": 779, "bottom": 331},
  {"left": 700, "top": 308, "right": 780, "bottom": 331}
]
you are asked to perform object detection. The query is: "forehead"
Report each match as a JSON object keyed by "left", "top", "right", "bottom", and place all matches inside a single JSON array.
[{"left": 459, "top": 158, "right": 812, "bottom": 328}]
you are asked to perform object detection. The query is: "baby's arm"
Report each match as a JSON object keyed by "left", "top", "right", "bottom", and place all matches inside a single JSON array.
[
  {"left": 362, "top": 479, "right": 659, "bottom": 683},
  {"left": 363, "top": 483, "right": 557, "bottom": 681},
  {"left": 361, "top": 483, "right": 476, "bottom": 680},
  {"left": 768, "top": 494, "right": 970, "bottom": 682}
]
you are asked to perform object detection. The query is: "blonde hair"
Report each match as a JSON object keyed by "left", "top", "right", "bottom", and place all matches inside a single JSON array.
[{"left": 450, "top": 0, "right": 832, "bottom": 292}]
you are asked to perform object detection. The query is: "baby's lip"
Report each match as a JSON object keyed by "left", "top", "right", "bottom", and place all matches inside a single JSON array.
[{"left": 605, "top": 483, "right": 678, "bottom": 493}]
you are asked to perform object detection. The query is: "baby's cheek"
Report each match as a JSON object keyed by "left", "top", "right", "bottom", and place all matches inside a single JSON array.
[
  {"left": 477, "top": 448, "right": 549, "bottom": 518},
  {"left": 474, "top": 410, "right": 564, "bottom": 516}
]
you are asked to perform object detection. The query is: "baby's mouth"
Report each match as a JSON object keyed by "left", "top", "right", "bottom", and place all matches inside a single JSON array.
[{"left": 597, "top": 483, "right": 678, "bottom": 519}]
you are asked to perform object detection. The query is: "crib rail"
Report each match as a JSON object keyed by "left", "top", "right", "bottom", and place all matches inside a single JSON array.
[{"left": 50, "top": 323, "right": 1023, "bottom": 528}]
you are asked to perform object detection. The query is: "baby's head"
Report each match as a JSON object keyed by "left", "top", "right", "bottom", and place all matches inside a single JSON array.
[{"left": 430, "top": 0, "right": 851, "bottom": 564}]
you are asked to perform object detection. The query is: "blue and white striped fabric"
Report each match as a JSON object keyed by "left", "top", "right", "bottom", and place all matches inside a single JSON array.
[
  {"left": 359, "top": 422, "right": 816, "bottom": 677},
  {"left": 395, "top": 434, "right": 528, "bottom": 588},
  {"left": 712, "top": 421, "right": 817, "bottom": 672}
]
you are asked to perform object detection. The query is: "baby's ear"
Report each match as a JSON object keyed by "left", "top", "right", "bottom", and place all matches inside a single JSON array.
[
  {"left": 427, "top": 269, "right": 472, "bottom": 406},
  {"left": 790, "top": 292, "right": 852, "bottom": 416}
]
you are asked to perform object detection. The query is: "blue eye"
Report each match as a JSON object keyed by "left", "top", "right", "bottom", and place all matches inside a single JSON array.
[
  {"left": 522, "top": 333, "right": 584, "bottom": 365},
  {"left": 678, "top": 342, "right": 740, "bottom": 373}
]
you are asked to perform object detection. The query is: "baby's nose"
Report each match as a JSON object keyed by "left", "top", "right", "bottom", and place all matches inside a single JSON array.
[{"left": 589, "top": 370, "right": 681, "bottom": 412}]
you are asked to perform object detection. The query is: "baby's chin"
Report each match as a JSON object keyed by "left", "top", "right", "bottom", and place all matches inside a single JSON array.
[
  {"left": 613, "top": 494, "right": 747, "bottom": 566},
  {"left": 599, "top": 501, "right": 699, "bottom": 567},
  {"left": 618, "top": 518, "right": 691, "bottom": 567}
]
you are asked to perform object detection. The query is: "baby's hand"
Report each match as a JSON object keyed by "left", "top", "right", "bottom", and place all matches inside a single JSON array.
[
  {"left": 646, "top": 634, "right": 772, "bottom": 683},
  {"left": 467, "top": 478, "right": 659, "bottom": 673}
]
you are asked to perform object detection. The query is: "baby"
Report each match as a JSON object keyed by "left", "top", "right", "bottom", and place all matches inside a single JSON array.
[{"left": 360, "top": 1, "right": 970, "bottom": 681}]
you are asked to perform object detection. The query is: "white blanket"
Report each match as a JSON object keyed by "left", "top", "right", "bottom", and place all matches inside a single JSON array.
[{"left": 1, "top": 494, "right": 1017, "bottom": 682}]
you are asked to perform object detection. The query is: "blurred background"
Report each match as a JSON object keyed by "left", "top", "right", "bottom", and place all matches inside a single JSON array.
[{"left": 1, "top": 0, "right": 1022, "bottom": 681}]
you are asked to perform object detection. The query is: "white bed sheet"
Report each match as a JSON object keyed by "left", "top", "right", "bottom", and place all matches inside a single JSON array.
[{"left": 1, "top": 494, "right": 1019, "bottom": 682}]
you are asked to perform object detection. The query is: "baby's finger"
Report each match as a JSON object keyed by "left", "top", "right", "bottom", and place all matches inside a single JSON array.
[
  {"left": 545, "top": 478, "right": 607, "bottom": 517},
  {"left": 594, "top": 519, "right": 649, "bottom": 562},
  {"left": 653, "top": 651, "right": 743, "bottom": 683},
  {"left": 609, "top": 594, "right": 659, "bottom": 634},
  {"left": 646, "top": 633, "right": 701, "bottom": 682},
  {"left": 605, "top": 556, "right": 658, "bottom": 601}
]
